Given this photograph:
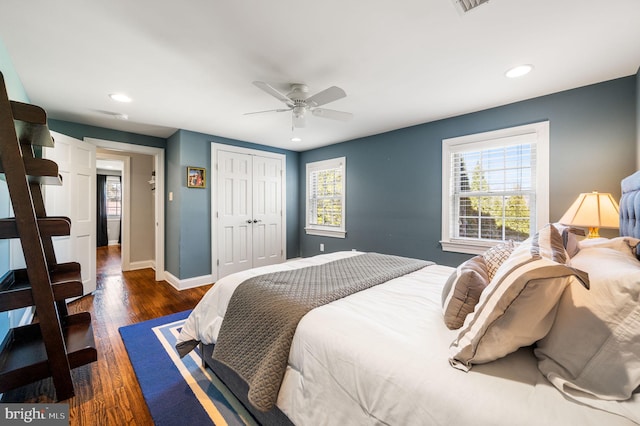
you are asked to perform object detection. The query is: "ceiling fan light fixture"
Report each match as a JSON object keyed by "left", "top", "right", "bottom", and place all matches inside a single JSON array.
[
  {"left": 293, "top": 106, "right": 306, "bottom": 118},
  {"left": 505, "top": 64, "right": 534, "bottom": 78}
]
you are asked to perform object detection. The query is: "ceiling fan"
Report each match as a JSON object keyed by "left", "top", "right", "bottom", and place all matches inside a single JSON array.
[{"left": 246, "top": 81, "right": 353, "bottom": 129}]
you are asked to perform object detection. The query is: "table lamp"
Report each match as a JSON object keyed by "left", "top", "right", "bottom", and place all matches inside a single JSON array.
[{"left": 559, "top": 191, "right": 620, "bottom": 238}]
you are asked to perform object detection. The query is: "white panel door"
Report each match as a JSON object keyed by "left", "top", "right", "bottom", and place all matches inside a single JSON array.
[
  {"left": 252, "top": 155, "right": 282, "bottom": 268},
  {"left": 43, "top": 132, "right": 97, "bottom": 295},
  {"left": 217, "top": 150, "right": 253, "bottom": 278},
  {"left": 215, "top": 148, "right": 284, "bottom": 279}
]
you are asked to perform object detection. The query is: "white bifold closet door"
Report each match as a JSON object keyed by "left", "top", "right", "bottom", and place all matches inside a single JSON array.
[{"left": 216, "top": 148, "right": 284, "bottom": 279}]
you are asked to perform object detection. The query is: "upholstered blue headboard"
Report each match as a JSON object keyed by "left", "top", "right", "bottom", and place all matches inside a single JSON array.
[{"left": 620, "top": 170, "right": 640, "bottom": 238}]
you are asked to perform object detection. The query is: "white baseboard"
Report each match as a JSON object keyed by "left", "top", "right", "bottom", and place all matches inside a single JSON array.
[
  {"left": 128, "top": 260, "right": 156, "bottom": 271},
  {"left": 164, "top": 271, "right": 214, "bottom": 291}
]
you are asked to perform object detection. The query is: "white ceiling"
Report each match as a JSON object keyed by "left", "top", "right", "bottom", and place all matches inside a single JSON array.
[{"left": 1, "top": 0, "right": 639, "bottom": 152}]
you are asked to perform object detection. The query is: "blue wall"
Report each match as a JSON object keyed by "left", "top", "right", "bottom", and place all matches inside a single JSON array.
[
  {"left": 166, "top": 131, "right": 182, "bottom": 276},
  {"left": 165, "top": 129, "right": 300, "bottom": 279},
  {"left": 0, "top": 39, "right": 31, "bottom": 343},
  {"left": 49, "top": 119, "right": 166, "bottom": 148},
  {"left": 299, "top": 76, "right": 638, "bottom": 267}
]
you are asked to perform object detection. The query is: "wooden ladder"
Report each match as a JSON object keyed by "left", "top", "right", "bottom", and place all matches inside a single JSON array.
[{"left": 0, "top": 72, "right": 96, "bottom": 400}]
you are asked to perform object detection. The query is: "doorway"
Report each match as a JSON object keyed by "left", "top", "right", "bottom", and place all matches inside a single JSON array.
[
  {"left": 96, "top": 155, "right": 125, "bottom": 271},
  {"left": 87, "top": 138, "right": 165, "bottom": 281}
]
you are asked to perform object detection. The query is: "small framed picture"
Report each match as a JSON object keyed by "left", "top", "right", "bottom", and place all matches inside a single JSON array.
[{"left": 187, "top": 166, "right": 206, "bottom": 188}]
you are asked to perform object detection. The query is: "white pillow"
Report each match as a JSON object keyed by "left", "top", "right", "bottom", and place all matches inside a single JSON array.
[
  {"left": 535, "top": 242, "right": 640, "bottom": 401},
  {"left": 578, "top": 236, "right": 640, "bottom": 252}
]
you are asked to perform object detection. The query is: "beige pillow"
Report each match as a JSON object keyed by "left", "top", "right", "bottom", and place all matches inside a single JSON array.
[
  {"left": 535, "top": 243, "right": 640, "bottom": 401},
  {"left": 441, "top": 256, "right": 489, "bottom": 330},
  {"left": 482, "top": 240, "right": 516, "bottom": 281},
  {"left": 450, "top": 224, "right": 588, "bottom": 371}
]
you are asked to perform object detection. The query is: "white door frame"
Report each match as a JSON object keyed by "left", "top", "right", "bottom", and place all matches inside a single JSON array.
[
  {"left": 86, "top": 138, "right": 165, "bottom": 282},
  {"left": 211, "top": 142, "right": 286, "bottom": 281}
]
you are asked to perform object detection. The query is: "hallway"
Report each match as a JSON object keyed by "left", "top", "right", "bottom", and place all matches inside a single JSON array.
[{"left": 96, "top": 245, "right": 122, "bottom": 276}]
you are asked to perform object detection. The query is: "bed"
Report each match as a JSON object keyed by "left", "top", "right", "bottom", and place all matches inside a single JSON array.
[{"left": 177, "top": 170, "right": 640, "bottom": 425}]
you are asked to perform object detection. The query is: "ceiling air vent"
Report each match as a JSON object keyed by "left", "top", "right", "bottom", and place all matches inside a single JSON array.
[{"left": 453, "top": 0, "right": 490, "bottom": 13}]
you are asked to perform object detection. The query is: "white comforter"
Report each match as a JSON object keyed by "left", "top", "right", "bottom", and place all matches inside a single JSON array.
[{"left": 177, "top": 252, "right": 638, "bottom": 425}]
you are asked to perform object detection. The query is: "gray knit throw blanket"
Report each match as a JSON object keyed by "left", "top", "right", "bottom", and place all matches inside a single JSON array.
[{"left": 212, "top": 252, "right": 432, "bottom": 412}]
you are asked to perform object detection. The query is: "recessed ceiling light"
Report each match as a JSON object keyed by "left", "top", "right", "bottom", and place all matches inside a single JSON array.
[
  {"left": 505, "top": 64, "right": 533, "bottom": 78},
  {"left": 109, "top": 93, "right": 132, "bottom": 103},
  {"left": 291, "top": 137, "right": 302, "bottom": 142}
]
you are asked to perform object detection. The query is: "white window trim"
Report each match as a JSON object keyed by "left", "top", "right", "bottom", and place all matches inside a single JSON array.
[
  {"left": 305, "top": 157, "right": 346, "bottom": 238},
  {"left": 441, "top": 121, "right": 549, "bottom": 255}
]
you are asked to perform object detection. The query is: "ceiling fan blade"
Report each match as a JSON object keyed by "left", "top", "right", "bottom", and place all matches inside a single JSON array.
[
  {"left": 252, "top": 81, "right": 294, "bottom": 107},
  {"left": 305, "top": 86, "right": 347, "bottom": 107},
  {"left": 311, "top": 108, "right": 353, "bottom": 121},
  {"left": 244, "top": 108, "right": 291, "bottom": 116}
]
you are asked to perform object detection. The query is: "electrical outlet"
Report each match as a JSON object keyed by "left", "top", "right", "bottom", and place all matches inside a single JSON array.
[{"left": 320, "top": 243, "right": 324, "bottom": 252}]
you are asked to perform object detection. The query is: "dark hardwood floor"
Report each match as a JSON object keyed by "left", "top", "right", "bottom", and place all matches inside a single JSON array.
[{"left": 1, "top": 245, "right": 212, "bottom": 425}]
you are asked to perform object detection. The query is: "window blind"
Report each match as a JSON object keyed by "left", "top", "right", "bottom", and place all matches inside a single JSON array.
[
  {"left": 450, "top": 136, "right": 537, "bottom": 242},
  {"left": 309, "top": 166, "right": 343, "bottom": 227}
]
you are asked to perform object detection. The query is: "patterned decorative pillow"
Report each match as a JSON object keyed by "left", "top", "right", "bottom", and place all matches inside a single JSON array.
[
  {"left": 483, "top": 240, "right": 516, "bottom": 281},
  {"left": 449, "top": 224, "right": 588, "bottom": 371},
  {"left": 441, "top": 256, "right": 489, "bottom": 330}
]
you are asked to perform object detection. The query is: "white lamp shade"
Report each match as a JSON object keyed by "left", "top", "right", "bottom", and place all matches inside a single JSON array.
[{"left": 559, "top": 192, "right": 620, "bottom": 229}]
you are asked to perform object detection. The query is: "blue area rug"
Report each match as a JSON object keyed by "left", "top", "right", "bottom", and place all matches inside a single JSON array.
[{"left": 119, "top": 310, "right": 257, "bottom": 426}]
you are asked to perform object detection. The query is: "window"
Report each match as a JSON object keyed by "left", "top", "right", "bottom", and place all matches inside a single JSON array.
[
  {"left": 105, "top": 175, "right": 122, "bottom": 218},
  {"left": 305, "top": 157, "right": 346, "bottom": 238},
  {"left": 441, "top": 122, "right": 549, "bottom": 255}
]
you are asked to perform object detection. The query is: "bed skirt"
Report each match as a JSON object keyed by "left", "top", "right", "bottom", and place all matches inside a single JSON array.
[{"left": 200, "top": 343, "right": 294, "bottom": 426}]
